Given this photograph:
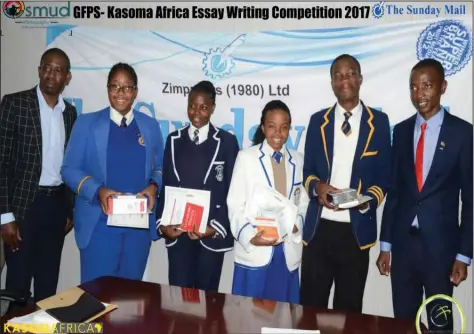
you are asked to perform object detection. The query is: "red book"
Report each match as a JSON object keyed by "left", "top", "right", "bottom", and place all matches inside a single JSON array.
[
  {"left": 181, "top": 288, "right": 200, "bottom": 303},
  {"left": 180, "top": 202, "right": 204, "bottom": 232}
]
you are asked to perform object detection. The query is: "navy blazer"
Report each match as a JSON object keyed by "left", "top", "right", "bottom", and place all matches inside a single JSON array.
[
  {"left": 156, "top": 123, "right": 240, "bottom": 251},
  {"left": 302, "top": 102, "right": 392, "bottom": 249},
  {"left": 380, "top": 111, "right": 473, "bottom": 269}
]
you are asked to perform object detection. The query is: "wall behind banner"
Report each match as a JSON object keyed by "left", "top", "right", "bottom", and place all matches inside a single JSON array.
[{"left": 1, "top": 3, "right": 472, "bottom": 332}]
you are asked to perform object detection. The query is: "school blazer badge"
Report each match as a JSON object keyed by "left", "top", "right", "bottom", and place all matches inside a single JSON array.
[
  {"left": 215, "top": 164, "right": 224, "bottom": 182},
  {"left": 294, "top": 188, "right": 300, "bottom": 206}
]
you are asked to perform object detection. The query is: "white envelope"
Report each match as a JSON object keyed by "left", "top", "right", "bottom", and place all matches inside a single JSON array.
[{"left": 245, "top": 183, "right": 298, "bottom": 238}]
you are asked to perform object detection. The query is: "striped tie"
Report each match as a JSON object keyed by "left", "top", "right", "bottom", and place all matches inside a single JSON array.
[
  {"left": 193, "top": 129, "right": 199, "bottom": 145},
  {"left": 341, "top": 111, "right": 352, "bottom": 136},
  {"left": 273, "top": 151, "right": 282, "bottom": 163},
  {"left": 120, "top": 117, "right": 127, "bottom": 128}
]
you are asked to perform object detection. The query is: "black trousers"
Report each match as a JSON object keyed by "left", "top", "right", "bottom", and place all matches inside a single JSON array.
[
  {"left": 4, "top": 189, "right": 68, "bottom": 302},
  {"left": 391, "top": 231, "right": 454, "bottom": 333},
  {"left": 300, "top": 219, "right": 370, "bottom": 313},
  {"left": 167, "top": 235, "right": 225, "bottom": 292}
]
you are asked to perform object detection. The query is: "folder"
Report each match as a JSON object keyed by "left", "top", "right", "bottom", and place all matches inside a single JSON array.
[{"left": 36, "top": 286, "right": 118, "bottom": 323}]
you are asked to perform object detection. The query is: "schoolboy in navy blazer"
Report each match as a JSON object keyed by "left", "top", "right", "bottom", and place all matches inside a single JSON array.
[
  {"left": 302, "top": 102, "right": 391, "bottom": 249},
  {"left": 300, "top": 54, "right": 391, "bottom": 313}
]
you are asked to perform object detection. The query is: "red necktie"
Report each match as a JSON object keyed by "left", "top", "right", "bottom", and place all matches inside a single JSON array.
[{"left": 415, "top": 122, "right": 427, "bottom": 191}]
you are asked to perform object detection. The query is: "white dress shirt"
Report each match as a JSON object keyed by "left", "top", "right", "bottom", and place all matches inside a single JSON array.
[
  {"left": 321, "top": 101, "right": 363, "bottom": 223},
  {"left": 188, "top": 122, "right": 210, "bottom": 144},
  {"left": 1, "top": 86, "right": 66, "bottom": 225},
  {"left": 110, "top": 107, "right": 133, "bottom": 126}
]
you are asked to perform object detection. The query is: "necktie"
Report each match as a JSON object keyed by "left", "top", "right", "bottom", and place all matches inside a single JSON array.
[
  {"left": 415, "top": 122, "right": 427, "bottom": 192},
  {"left": 120, "top": 117, "right": 127, "bottom": 128},
  {"left": 193, "top": 129, "right": 199, "bottom": 145},
  {"left": 273, "top": 151, "right": 282, "bottom": 164},
  {"left": 341, "top": 111, "right": 352, "bottom": 136}
]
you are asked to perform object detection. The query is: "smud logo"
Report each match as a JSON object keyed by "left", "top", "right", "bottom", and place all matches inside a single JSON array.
[
  {"left": 416, "top": 294, "right": 465, "bottom": 333},
  {"left": 2, "top": 1, "right": 70, "bottom": 19},
  {"left": 2, "top": 1, "right": 25, "bottom": 18}
]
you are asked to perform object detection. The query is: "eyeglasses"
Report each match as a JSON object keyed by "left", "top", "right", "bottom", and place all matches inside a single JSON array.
[{"left": 107, "top": 84, "right": 136, "bottom": 94}]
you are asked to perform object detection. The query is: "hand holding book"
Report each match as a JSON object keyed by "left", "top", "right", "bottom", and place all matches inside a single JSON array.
[
  {"left": 159, "top": 225, "right": 184, "bottom": 239},
  {"left": 245, "top": 183, "right": 298, "bottom": 242},
  {"left": 160, "top": 186, "right": 212, "bottom": 234},
  {"left": 250, "top": 229, "right": 280, "bottom": 246},
  {"left": 188, "top": 225, "right": 217, "bottom": 240}
]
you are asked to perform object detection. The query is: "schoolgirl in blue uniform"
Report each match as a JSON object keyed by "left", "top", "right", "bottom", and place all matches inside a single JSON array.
[
  {"left": 227, "top": 100, "right": 310, "bottom": 303},
  {"left": 62, "top": 63, "right": 164, "bottom": 283},
  {"left": 156, "top": 81, "right": 240, "bottom": 291}
]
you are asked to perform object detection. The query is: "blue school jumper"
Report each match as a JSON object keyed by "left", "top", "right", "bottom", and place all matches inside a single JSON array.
[
  {"left": 232, "top": 152, "right": 300, "bottom": 304},
  {"left": 80, "top": 119, "right": 151, "bottom": 282}
]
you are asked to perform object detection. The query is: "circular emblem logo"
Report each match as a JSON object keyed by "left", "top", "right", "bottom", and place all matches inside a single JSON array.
[
  {"left": 2, "top": 1, "right": 25, "bottom": 19},
  {"left": 415, "top": 294, "right": 465, "bottom": 334},
  {"left": 416, "top": 20, "right": 472, "bottom": 77},
  {"left": 371, "top": 1, "right": 385, "bottom": 19},
  {"left": 137, "top": 133, "right": 145, "bottom": 146}
]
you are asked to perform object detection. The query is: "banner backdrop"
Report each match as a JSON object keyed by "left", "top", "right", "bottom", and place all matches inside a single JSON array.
[{"left": 47, "top": 17, "right": 472, "bottom": 152}]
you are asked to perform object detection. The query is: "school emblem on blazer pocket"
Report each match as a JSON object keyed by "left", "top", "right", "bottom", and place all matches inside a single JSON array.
[
  {"left": 138, "top": 133, "right": 145, "bottom": 146},
  {"left": 294, "top": 188, "right": 300, "bottom": 205},
  {"left": 215, "top": 164, "right": 224, "bottom": 182}
]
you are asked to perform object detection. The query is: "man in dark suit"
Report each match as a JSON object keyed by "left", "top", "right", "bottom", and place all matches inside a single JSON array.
[
  {"left": 300, "top": 54, "right": 392, "bottom": 312},
  {"left": 0, "top": 48, "right": 77, "bottom": 302},
  {"left": 377, "top": 58, "right": 472, "bottom": 332}
]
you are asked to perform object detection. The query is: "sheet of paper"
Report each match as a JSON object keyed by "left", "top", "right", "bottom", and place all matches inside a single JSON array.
[
  {"left": 161, "top": 186, "right": 211, "bottom": 234},
  {"left": 261, "top": 328, "right": 320, "bottom": 334},
  {"left": 245, "top": 183, "right": 298, "bottom": 238},
  {"left": 336, "top": 195, "right": 373, "bottom": 209},
  {"left": 107, "top": 213, "right": 149, "bottom": 229}
]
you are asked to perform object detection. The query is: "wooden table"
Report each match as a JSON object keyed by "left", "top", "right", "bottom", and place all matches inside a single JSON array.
[{"left": 2, "top": 276, "right": 427, "bottom": 333}]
